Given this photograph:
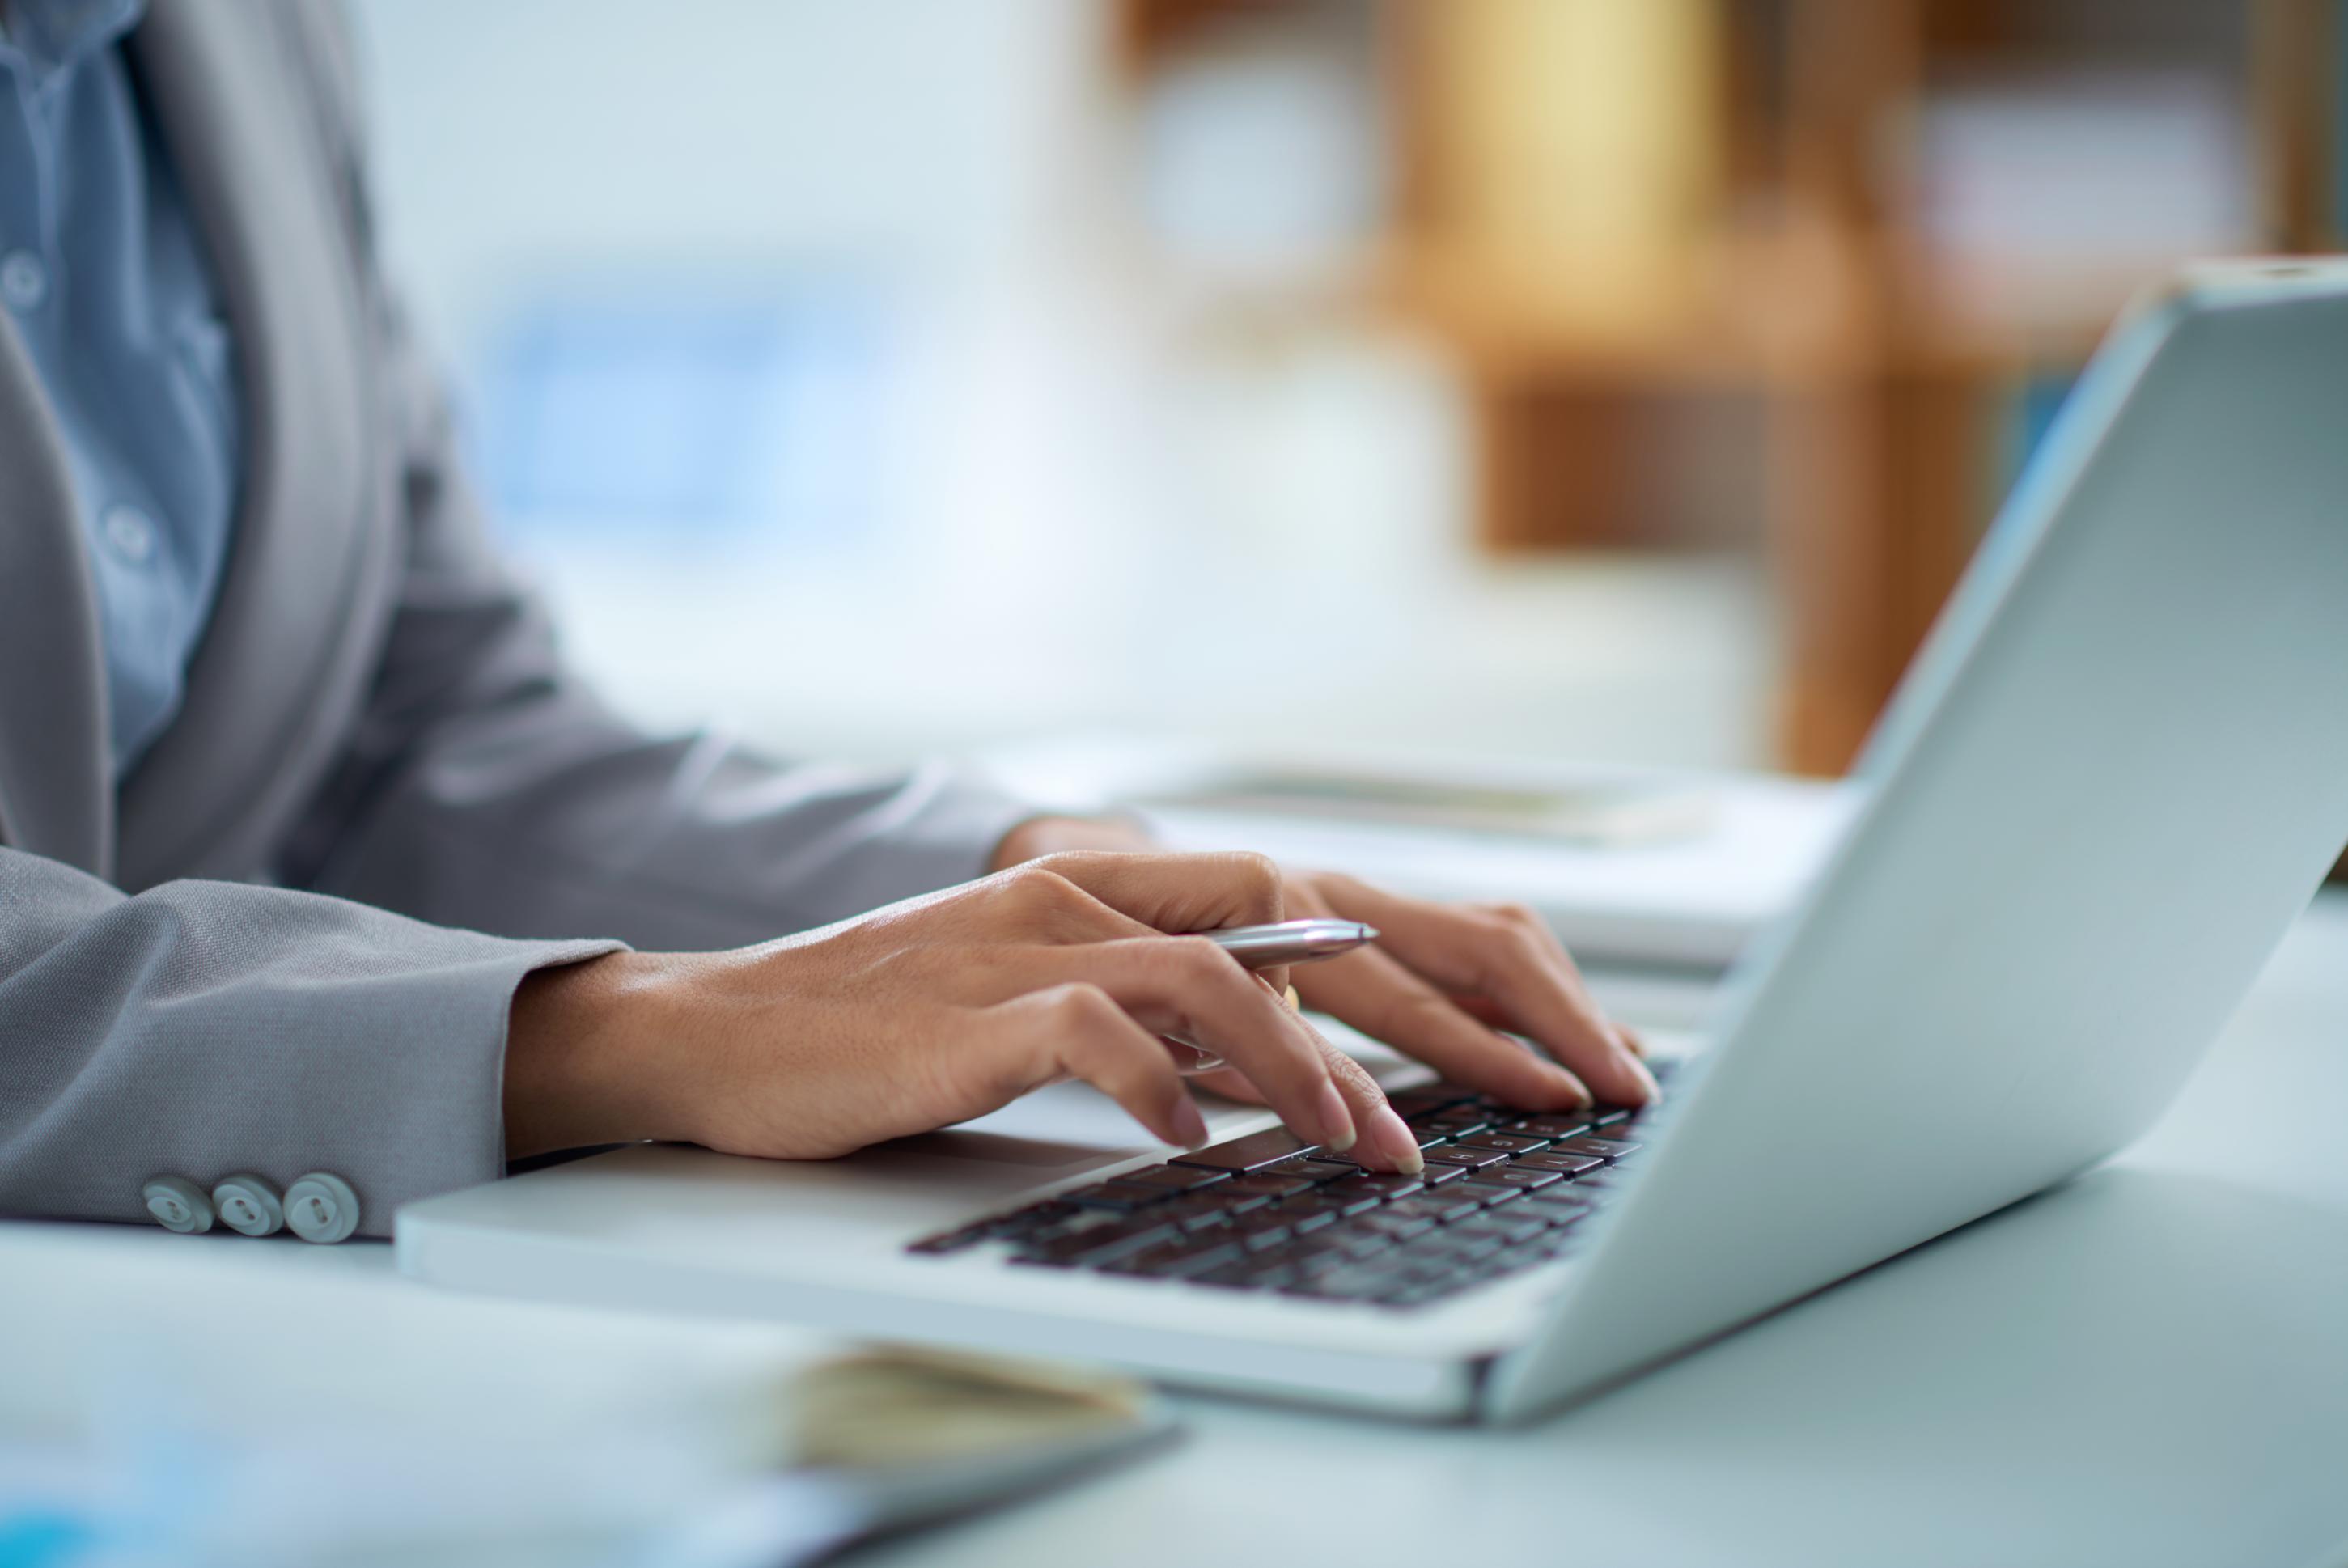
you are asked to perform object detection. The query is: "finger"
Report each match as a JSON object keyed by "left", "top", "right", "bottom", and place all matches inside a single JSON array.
[
  {"left": 1192, "top": 1066, "right": 1269, "bottom": 1104},
  {"left": 1295, "top": 943, "right": 1594, "bottom": 1112},
  {"left": 983, "top": 984, "right": 1209, "bottom": 1148},
  {"left": 1430, "top": 990, "right": 1646, "bottom": 1064},
  {"left": 978, "top": 862, "right": 1163, "bottom": 947},
  {"left": 1317, "top": 1039, "right": 1422, "bottom": 1173},
  {"left": 1437, "top": 991, "right": 1511, "bottom": 1028},
  {"left": 1193, "top": 1045, "right": 1422, "bottom": 1173},
  {"left": 1025, "top": 936, "right": 1356, "bottom": 1152},
  {"left": 1312, "top": 877, "right": 1655, "bottom": 1105},
  {"left": 1022, "top": 850, "right": 1286, "bottom": 942},
  {"left": 1501, "top": 903, "right": 1652, "bottom": 1065}
]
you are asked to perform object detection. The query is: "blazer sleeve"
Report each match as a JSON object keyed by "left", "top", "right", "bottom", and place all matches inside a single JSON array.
[
  {"left": 270, "top": 9, "right": 1034, "bottom": 953},
  {"left": 0, "top": 845, "right": 622, "bottom": 1235}
]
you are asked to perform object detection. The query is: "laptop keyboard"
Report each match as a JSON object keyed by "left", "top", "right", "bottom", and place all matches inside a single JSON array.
[{"left": 905, "top": 1062, "right": 1672, "bottom": 1310}]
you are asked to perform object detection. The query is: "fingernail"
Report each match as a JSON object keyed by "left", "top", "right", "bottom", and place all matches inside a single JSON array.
[
  {"left": 1371, "top": 1105, "right": 1423, "bottom": 1175},
  {"left": 1315, "top": 1080, "right": 1358, "bottom": 1152},
  {"left": 1624, "top": 1053, "right": 1662, "bottom": 1104},
  {"left": 1545, "top": 1064, "right": 1594, "bottom": 1108}
]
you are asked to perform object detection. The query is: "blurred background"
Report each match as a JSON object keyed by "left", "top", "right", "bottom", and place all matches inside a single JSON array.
[{"left": 350, "top": 0, "right": 2346, "bottom": 779}]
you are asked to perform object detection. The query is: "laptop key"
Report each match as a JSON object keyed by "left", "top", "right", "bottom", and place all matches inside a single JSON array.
[
  {"left": 1234, "top": 1215, "right": 1296, "bottom": 1251},
  {"left": 1525, "top": 1189, "right": 1596, "bottom": 1218},
  {"left": 1472, "top": 1165, "right": 1565, "bottom": 1191},
  {"left": 1354, "top": 1211, "right": 1436, "bottom": 1241},
  {"left": 1513, "top": 1151, "right": 1605, "bottom": 1176},
  {"left": 1169, "top": 1127, "right": 1322, "bottom": 1172},
  {"left": 1263, "top": 1157, "right": 1354, "bottom": 1184},
  {"left": 1154, "top": 1195, "right": 1243, "bottom": 1231},
  {"left": 1549, "top": 1135, "right": 1642, "bottom": 1162},
  {"left": 1286, "top": 1189, "right": 1382, "bottom": 1219},
  {"left": 1331, "top": 1173, "right": 1426, "bottom": 1201},
  {"left": 1456, "top": 1212, "right": 1551, "bottom": 1246},
  {"left": 1220, "top": 1174, "right": 1317, "bottom": 1201},
  {"left": 1124, "top": 1235, "right": 1244, "bottom": 1278},
  {"left": 1447, "top": 1180, "right": 1528, "bottom": 1209},
  {"left": 1449, "top": 1133, "right": 1552, "bottom": 1155},
  {"left": 1413, "top": 1163, "right": 1471, "bottom": 1188},
  {"left": 1420, "top": 1146, "right": 1511, "bottom": 1172},
  {"left": 1419, "top": 1231, "right": 1503, "bottom": 1262},
  {"left": 1504, "top": 1115, "right": 1599, "bottom": 1140},
  {"left": 1384, "top": 1195, "right": 1483, "bottom": 1225},
  {"left": 1016, "top": 1216, "right": 1178, "bottom": 1267},
  {"left": 1061, "top": 1180, "right": 1180, "bottom": 1210},
  {"left": 1117, "top": 1163, "right": 1233, "bottom": 1193}
]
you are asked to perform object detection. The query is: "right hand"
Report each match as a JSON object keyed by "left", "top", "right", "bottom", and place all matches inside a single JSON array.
[{"left": 503, "top": 852, "right": 1427, "bottom": 1172}]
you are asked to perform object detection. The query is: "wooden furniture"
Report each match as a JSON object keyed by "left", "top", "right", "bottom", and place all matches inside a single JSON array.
[{"left": 1113, "top": 0, "right": 2343, "bottom": 778}]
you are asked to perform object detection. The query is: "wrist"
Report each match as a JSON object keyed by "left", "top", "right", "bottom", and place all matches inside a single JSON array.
[{"left": 504, "top": 950, "right": 689, "bottom": 1159}]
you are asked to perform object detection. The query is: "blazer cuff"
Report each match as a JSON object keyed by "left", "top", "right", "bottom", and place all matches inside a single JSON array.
[
  {"left": 0, "top": 864, "right": 629, "bottom": 1241},
  {"left": 341, "top": 933, "right": 632, "bottom": 1235}
]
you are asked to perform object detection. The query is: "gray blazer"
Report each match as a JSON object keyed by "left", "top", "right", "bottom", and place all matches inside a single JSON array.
[{"left": 0, "top": 1, "right": 1029, "bottom": 1236}]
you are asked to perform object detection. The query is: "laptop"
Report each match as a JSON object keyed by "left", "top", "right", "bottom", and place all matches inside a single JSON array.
[{"left": 398, "top": 261, "right": 2348, "bottom": 1424}]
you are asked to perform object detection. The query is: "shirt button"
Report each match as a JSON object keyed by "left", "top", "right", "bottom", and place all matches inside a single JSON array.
[
  {"left": 285, "top": 1172, "right": 361, "bottom": 1244},
  {"left": 100, "top": 504, "right": 158, "bottom": 565},
  {"left": 141, "top": 1176, "right": 216, "bottom": 1235},
  {"left": 212, "top": 1172, "right": 286, "bottom": 1237},
  {"left": 0, "top": 249, "right": 46, "bottom": 311}
]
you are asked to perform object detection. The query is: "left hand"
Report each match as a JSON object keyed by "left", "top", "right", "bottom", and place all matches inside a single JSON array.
[{"left": 992, "top": 817, "right": 1656, "bottom": 1113}]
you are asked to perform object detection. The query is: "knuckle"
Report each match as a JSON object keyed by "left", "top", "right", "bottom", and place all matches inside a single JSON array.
[
  {"left": 1042, "top": 981, "right": 1120, "bottom": 1030},
  {"left": 998, "top": 865, "right": 1080, "bottom": 920},
  {"left": 1226, "top": 852, "right": 1285, "bottom": 915},
  {"left": 1487, "top": 901, "right": 1545, "bottom": 930},
  {"left": 1324, "top": 1046, "right": 1382, "bottom": 1096},
  {"left": 1481, "top": 913, "right": 1548, "bottom": 961}
]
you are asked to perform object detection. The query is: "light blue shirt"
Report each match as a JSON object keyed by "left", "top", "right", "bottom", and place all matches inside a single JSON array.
[{"left": 0, "top": 0, "right": 241, "bottom": 777}]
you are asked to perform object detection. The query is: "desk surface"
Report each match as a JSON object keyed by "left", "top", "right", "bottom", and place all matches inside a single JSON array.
[
  {"left": 860, "top": 895, "right": 2348, "bottom": 1568},
  {"left": 10, "top": 898, "right": 2347, "bottom": 1568}
]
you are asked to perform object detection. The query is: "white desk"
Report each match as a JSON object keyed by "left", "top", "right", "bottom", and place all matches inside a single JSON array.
[
  {"left": 863, "top": 893, "right": 2348, "bottom": 1568},
  {"left": 10, "top": 896, "right": 2347, "bottom": 1568}
]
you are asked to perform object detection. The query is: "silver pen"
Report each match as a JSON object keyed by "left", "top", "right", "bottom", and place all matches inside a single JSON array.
[
  {"left": 1200, "top": 919, "right": 1378, "bottom": 969},
  {"left": 1164, "top": 920, "right": 1376, "bottom": 1077}
]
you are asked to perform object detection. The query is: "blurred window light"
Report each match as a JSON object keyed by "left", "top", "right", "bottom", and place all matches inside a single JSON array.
[
  {"left": 1134, "top": 8, "right": 1388, "bottom": 282},
  {"left": 1913, "top": 70, "right": 2253, "bottom": 265},
  {"left": 468, "top": 281, "right": 894, "bottom": 553}
]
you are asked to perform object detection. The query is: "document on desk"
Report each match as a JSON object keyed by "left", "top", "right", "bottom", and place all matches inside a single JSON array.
[
  {"left": 0, "top": 1225, "right": 1176, "bottom": 1568},
  {"left": 980, "top": 738, "right": 1861, "bottom": 970}
]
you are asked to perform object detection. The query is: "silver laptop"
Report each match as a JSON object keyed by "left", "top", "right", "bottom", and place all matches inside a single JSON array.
[{"left": 398, "top": 261, "right": 2348, "bottom": 1424}]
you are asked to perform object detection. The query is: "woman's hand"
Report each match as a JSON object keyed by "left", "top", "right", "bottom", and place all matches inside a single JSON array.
[
  {"left": 504, "top": 850, "right": 1430, "bottom": 1171},
  {"left": 993, "top": 817, "right": 1656, "bottom": 1115}
]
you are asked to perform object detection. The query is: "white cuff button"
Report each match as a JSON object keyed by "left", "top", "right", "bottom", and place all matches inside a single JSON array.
[
  {"left": 142, "top": 1176, "right": 214, "bottom": 1234},
  {"left": 285, "top": 1172, "right": 360, "bottom": 1244},
  {"left": 212, "top": 1173, "right": 285, "bottom": 1237}
]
